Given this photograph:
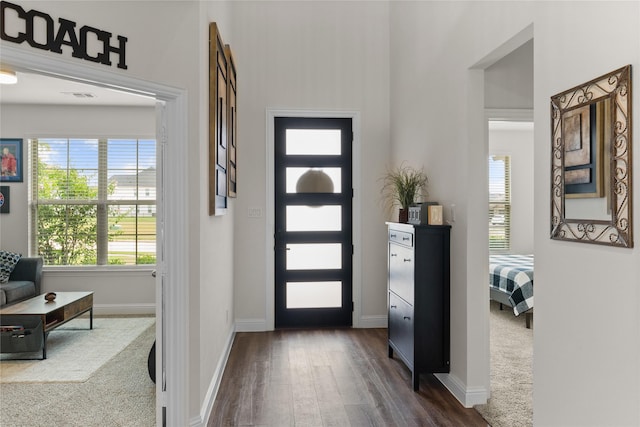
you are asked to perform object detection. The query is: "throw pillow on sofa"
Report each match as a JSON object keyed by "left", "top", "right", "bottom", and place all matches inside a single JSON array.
[{"left": 0, "top": 250, "right": 22, "bottom": 283}]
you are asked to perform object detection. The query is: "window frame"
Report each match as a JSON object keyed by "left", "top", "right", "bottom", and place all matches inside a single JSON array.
[
  {"left": 29, "top": 137, "right": 157, "bottom": 267},
  {"left": 488, "top": 154, "right": 511, "bottom": 252}
]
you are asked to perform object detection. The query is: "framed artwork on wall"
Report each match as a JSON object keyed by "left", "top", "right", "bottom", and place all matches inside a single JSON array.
[
  {"left": 0, "top": 186, "right": 10, "bottom": 213},
  {"left": 226, "top": 44, "right": 237, "bottom": 199},
  {"left": 563, "top": 102, "right": 605, "bottom": 198},
  {"left": 550, "top": 64, "right": 633, "bottom": 247},
  {"left": 209, "top": 23, "right": 228, "bottom": 216},
  {"left": 1, "top": 138, "right": 23, "bottom": 182}
]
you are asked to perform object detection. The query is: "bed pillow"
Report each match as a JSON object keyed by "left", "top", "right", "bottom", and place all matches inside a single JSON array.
[{"left": 0, "top": 250, "right": 22, "bottom": 283}]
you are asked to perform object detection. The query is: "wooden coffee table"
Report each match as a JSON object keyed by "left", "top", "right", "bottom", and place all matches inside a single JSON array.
[{"left": 0, "top": 291, "right": 93, "bottom": 359}]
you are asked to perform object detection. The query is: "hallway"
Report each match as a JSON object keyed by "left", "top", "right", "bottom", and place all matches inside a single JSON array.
[{"left": 209, "top": 328, "right": 487, "bottom": 426}]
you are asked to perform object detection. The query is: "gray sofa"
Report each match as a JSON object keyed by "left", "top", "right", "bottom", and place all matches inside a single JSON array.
[{"left": 0, "top": 257, "right": 43, "bottom": 307}]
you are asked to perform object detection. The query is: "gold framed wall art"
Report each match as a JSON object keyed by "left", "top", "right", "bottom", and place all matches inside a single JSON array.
[
  {"left": 209, "top": 23, "right": 228, "bottom": 216},
  {"left": 226, "top": 44, "right": 237, "bottom": 199}
]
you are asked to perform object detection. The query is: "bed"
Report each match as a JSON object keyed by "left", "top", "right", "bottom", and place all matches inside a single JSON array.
[{"left": 489, "top": 254, "right": 534, "bottom": 328}]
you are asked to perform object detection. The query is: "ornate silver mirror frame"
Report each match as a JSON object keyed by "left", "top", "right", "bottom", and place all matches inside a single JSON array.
[{"left": 551, "top": 65, "right": 633, "bottom": 247}]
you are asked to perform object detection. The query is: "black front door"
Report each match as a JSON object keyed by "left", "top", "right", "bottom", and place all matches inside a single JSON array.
[{"left": 274, "top": 117, "right": 353, "bottom": 328}]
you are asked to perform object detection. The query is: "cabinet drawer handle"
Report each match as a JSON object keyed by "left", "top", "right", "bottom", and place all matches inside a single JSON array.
[
  {"left": 403, "top": 258, "right": 411, "bottom": 263},
  {"left": 390, "top": 253, "right": 397, "bottom": 257},
  {"left": 390, "top": 234, "right": 397, "bottom": 238},
  {"left": 403, "top": 316, "right": 411, "bottom": 321},
  {"left": 390, "top": 305, "right": 397, "bottom": 309},
  {"left": 403, "top": 237, "right": 410, "bottom": 241}
]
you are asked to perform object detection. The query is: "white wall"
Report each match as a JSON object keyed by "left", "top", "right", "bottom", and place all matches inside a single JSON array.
[
  {"left": 230, "top": 1, "right": 391, "bottom": 329},
  {"left": 0, "top": 2, "right": 234, "bottom": 424},
  {"left": 533, "top": 2, "right": 640, "bottom": 426},
  {"left": 0, "top": 104, "right": 156, "bottom": 314},
  {"left": 390, "top": 1, "right": 640, "bottom": 425},
  {"left": 489, "top": 123, "right": 534, "bottom": 255},
  {"left": 199, "top": 1, "right": 234, "bottom": 421},
  {"left": 485, "top": 39, "right": 534, "bottom": 110}
]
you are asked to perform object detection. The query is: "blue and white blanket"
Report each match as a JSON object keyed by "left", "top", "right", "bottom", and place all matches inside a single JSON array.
[{"left": 489, "top": 254, "right": 534, "bottom": 316}]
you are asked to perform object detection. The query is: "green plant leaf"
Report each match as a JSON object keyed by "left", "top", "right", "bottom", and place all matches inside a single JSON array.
[{"left": 379, "top": 163, "right": 428, "bottom": 212}]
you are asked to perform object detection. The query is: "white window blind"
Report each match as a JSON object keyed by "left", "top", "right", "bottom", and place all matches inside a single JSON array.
[
  {"left": 30, "top": 138, "right": 156, "bottom": 266},
  {"left": 488, "top": 155, "right": 511, "bottom": 252}
]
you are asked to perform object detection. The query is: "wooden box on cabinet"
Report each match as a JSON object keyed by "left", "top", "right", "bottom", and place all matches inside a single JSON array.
[{"left": 386, "top": 222, "right": 451, "bottom": 391}]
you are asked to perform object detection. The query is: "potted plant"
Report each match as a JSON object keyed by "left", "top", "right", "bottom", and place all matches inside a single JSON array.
[{"left": 381, "top": 163, "right": 428, "bottom": 223}]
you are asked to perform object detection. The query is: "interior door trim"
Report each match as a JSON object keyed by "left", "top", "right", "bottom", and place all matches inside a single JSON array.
[
  {"left": 0, "top": 44, "right": 190, "bottom": 426},
  {"left": 265, "top": 109, "right": 362, "bottom": 331}
]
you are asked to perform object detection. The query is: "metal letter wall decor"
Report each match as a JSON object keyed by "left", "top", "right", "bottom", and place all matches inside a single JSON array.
[{"left": 0, "top": 1, "right": 128, "bottom": 69}]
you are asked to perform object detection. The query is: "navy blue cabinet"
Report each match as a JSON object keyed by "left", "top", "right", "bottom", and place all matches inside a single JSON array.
[{"left": 387, "top": 222, "right": 451, "bottom": 391}]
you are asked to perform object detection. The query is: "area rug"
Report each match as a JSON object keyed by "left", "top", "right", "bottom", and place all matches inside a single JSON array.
[
  {"left": 0, "top": 316, "right": 155, "bottom": 383},
  {"left": 475, "top": 301, "right": 533, "bottom": 427},
  {"left": 0, "top": 318, "right": 156, "bottom": 427}
]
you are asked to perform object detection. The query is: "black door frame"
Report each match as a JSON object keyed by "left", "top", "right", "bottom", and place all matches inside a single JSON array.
[{"left": 274, "top": 116, "right": 353, "bottom": 328}]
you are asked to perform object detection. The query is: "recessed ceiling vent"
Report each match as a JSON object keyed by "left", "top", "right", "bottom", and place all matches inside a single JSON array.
[{"left": 62, "top": 92, "right": 96, "bottom": 98}]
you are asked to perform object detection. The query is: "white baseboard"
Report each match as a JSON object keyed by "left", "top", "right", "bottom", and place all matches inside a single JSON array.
[
  {"left": 235, "top": 318, "right": 269, "bottom": 332},
  {"left": 190, "top": 325, "right": 236, "bottom": 427},
  {"left": 357, "top": 315, "right": 387, "bottom": 328},
  {"left": 235, "top": 316, "right": 387, "bottom": 331},
  {"left": 93, "top": 303, "right": 155, "bottom": 316},
  {"left": 434, "top": 372, "right": 488, "bottom": 408}
]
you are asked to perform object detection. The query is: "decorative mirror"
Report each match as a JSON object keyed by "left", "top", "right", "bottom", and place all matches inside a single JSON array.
[{"left": 551, "top": 65, "right": 633, "bottom": 247}]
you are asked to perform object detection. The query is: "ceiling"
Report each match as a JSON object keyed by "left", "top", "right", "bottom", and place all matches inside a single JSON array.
[{"left": 0, "top": 71, "right": 156, "bottom": 107}]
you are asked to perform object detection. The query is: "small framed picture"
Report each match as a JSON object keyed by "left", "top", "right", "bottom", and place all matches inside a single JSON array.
[
  {"left": 1, "top": 138, "right": 23, "bottom": 183},
  {"left": 0, "top": 186, "right": 10, "bottom": 213},
  {"left": 428, "top": 205, "right": 443, "bottom": 225}
]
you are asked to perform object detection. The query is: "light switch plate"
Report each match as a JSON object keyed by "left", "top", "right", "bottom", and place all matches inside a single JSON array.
[{"left": 248, "top": 207, "right": 263, "bottom": 218}]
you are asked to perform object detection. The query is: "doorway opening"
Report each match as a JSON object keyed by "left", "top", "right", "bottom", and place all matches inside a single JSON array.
[
  {"left": 0, "top": 45, "right": 190, "bottom": 425},
  {"left": 477, "top": 35, "right": 534, "bottom": 426}
]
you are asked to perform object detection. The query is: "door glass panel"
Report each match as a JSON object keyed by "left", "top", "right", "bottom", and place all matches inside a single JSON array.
[
  {"left": 286, "top": 243, "right": 342, "bottom": 270},
  {"left": 286, "top": 168, "right": 342, "bottom": 193},
  {"left": 286, "top": 129, "right": 341, "bottom": 155},
  {"left": 286, "top": 206, "right": 341, "bottom": 231},
  {"left": 286, "top": 281, "right": 342, "bottom": 308}
]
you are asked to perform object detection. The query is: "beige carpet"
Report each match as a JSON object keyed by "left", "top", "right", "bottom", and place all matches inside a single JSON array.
[
  {"left": 475, "top": 301, "right": 533, "bottom": 427},
  {"left": 0, "top": 317, "right": 156, "bottom": 427},
  {"left": 0, "top": 316, "right": 155, "bottom": 383}
]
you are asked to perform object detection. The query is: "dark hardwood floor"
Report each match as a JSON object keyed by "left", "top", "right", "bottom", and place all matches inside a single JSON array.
[{"left": 208, "top": 328, "right": 488, "bottom": 426}]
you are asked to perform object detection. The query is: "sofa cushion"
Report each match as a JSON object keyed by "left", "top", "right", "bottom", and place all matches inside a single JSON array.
[
  {"left": 0, "top": 281, "right": 35, "bottom": 304},
  {"left": 0, "top": 250, "right": 21, "bottom": 283},
  {"left": 0, "top": 290, "right": 5, "bottom": 306}
]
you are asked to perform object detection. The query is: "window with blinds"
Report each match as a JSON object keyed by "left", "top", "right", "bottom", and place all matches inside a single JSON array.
[
  {"left": 29, "top": 138, "right": 156, "bottom": 266},
  {"left": 488, "top": 155, "right": 511, "bottom": 252}
]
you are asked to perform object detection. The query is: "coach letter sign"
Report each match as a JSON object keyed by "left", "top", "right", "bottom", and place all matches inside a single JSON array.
[{"left": 0, "top": 1, "right": 128, "bottom": 69}]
